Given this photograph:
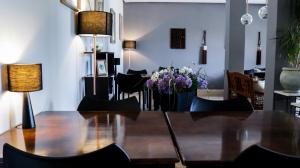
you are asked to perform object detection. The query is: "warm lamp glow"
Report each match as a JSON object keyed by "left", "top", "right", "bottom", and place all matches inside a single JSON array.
[
  {"left": 6, "top": 64, "right": 43, "bottom": 129},
  {"left": 77, "top": 11, "right": 113, "bottom": 36},
  {"left": 123, "top": 41, "right": 136, "bottom": 50},
  {"left": 0, "top": 42, "right": 22, "bottom": 64},
  {"left": 0, "top": 91, "right": 23, "bottom": 133},
  {"left": 7, "top": 64, "right": 43, "bottom": 92}
]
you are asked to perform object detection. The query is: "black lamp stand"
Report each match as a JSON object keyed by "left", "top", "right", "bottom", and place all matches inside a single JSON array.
[{"left": 22, "top": 92, "right": 36, "bottom": 129}]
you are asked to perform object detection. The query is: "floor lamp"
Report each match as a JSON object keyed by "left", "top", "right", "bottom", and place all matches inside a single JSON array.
[
  {"left": 77, "top": 11, "right": 112, "bottom": 95},
  {"left": 123, "top": 40, "right": 136, "bottom": 69}
]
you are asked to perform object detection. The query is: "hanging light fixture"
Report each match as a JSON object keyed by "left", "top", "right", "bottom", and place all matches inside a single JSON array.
[
  {"left": 241, "top": 0, "right": 253, "bottom": 26},
  {"left": 258, "top": 0, "right": 268, "bottom": 19}
]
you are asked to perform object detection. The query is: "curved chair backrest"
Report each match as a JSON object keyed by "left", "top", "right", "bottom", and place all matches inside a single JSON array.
[
  {"left": 234, "top": 144, "right": 300, "bottom": 166},
  {"left": 127, "top": 69, "right": 148, "bottom": 75},
  {"left": 190, "top": 97, "right": 253, "bottom": 112},
  {"left": 115, "top": 73, "right": 144, "bottom": 93},
  {"left": 77, "top": 96, "right": 141, "bottom": 112},
  {"left": 3, "top": 143, "right": 130, "bottom": 168}
]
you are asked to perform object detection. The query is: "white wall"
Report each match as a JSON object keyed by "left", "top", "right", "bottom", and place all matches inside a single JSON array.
[
  {"left": 108, "top": 0, "right": 124, "bottom": 73},
  {"left": 0, "top": 0, "right": 124, "bottom": 134},
  {"left": 124, "top": 3, "right": 267, "bottom": 88},
  {"left": 0, "top": 0, "right": 53, "bottom": 133}
]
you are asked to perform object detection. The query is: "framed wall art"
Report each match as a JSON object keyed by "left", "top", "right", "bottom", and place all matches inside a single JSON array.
[
  {"left": 170, "top": 28, "right": 185, "bottom": 49},
  {"left": 97, "top": 60, "right": 107, "bottom": 76}
]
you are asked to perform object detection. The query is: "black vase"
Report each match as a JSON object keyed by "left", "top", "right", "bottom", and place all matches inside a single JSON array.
[
  {"left": 160, "top": 93, "right": 176, "bottom": 112},
  {"left": 176, "top": 91, "right": 197, "bottom": 112}
]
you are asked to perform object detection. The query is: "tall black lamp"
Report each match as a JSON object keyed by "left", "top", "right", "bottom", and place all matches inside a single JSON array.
[
  {"left": 77, "top": 11, "right": 112, "bottom": 95},
  {"left": 7, "top": 64, "right": 43, "bottom": 129}
]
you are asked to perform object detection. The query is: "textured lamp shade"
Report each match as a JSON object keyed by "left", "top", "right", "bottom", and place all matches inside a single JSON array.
[
  {"left": 7, "top": 64, "right": 42, "bottom": 92},
  {"left": 123, "top": 41, "right": 136, "bottom": 49},
  {"left": 77, "top": 11, "right": 112, "bottom": 36}
]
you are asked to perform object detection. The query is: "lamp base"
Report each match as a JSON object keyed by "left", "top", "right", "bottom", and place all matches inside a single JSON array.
[{"left": 22, "top": 92, "right": 36, "bottom": 129}]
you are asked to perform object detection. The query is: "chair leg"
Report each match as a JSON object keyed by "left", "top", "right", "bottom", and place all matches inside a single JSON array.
[
  {"left": 117, "top": 87, "right": 120, "bottom": 100},
  {"left": 122, "top": 93, "right": 124, "bottom": 100},
  {"left": 139, "top": 91, "right": 141, "bottom": 109},
  {"left": 143, "top": 90, "right": 145, "bottom": 111}
]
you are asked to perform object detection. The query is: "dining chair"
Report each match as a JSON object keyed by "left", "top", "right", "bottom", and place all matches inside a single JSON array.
[
  {"left": 3, "top": 143, "right": 130, "bottom": 168},
  {"left": 227, "top": 70, "right": 264, "bottom": 110},
  {"left": 127, "top": 69, "right": 148, "bottom": 75},
  {"left": 190, "top": 97, "right": 253, "bottom": 112},
  {"left": 77, "top": 96, "right": 141, "bottom": 112},
  {"left": 115, "top": 73, "right": 147, "bottom": 108},
  {"left": 234, "top": 144, "right": 300, "bottom": 166}
]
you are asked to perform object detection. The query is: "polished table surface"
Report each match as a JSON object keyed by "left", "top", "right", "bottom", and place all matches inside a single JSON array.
[
  {"left": 0, "top": 111, "right": 179, "bottom": 165},
  {"left": 166, "top": 111, "right": 300, "bottom": 166}
]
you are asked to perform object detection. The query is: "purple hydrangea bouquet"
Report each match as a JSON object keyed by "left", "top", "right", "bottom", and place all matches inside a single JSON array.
[{"left": 146, "top": 66, "right": 208, "bottom": 94}]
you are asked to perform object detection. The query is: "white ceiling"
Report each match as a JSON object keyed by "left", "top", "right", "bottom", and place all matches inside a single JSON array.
[{"left": 124, "top": 0, "right": 267, "bottom": 4}]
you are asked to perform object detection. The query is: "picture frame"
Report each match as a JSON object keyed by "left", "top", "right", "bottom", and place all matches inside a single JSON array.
[
  {"left": 119, "top": 14, "right": 123, "bottom": 41},
  {"left": 60, "top": 0, "right": 81, "bottom": 11},
  {"left": 97, "top": 60, "right": 107, "bottom": 76},
  {"left": 170, "top": 28, "right": 186, "bottom": 49},
  {"left": 110, "top": 8, "right": 116, "bottom": 44}
]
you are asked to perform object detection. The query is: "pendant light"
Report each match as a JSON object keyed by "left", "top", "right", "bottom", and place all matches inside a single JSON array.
[
  {"left": 258, "top": 0, "right": 268, "bottom": 19},
  {"left": 241, "top": 0, "right": 253, "bottom": 26}
]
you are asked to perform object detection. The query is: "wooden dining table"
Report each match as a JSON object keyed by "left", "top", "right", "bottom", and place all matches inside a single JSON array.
[
  {"left": 165, "top": 111, "right": 300, "bottom": 168},
  {"left": 0, "top": 111, "right": 179, "bottom": 168}
]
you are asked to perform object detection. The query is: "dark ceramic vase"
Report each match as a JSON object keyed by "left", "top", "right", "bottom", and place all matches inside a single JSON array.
[
  {"left": 176, "top": 91, "right": 197, "bottom": 112},
  {"left": 160, "top": 93, "right": 176, "bottom": 112}
]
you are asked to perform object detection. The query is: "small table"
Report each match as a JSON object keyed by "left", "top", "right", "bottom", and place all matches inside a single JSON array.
[{"left": 274, "top": 90, "right": 300, "bottom": 112}]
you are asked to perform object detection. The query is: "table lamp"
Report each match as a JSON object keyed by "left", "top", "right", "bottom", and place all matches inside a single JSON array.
[
  {"left": 7, "top": 64, "right": 43, "bottom": 129},
  {"left": 77, "top": 11, "right": 112, "bottom": 95},
  {"left": 123, "top": 40, "right": 136, "bottom": 68}
]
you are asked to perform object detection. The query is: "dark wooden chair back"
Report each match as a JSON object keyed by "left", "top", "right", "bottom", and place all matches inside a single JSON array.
[
  {"left": 190, "top": 97, "right": 253, "bottom": 112},
  {"left": 77, "top": 96, "right": 141, "bottom": 112},
  {"left": 115, "top": 73, "right": 145, "bottom": 93},
  {"left": 3, "top": 143, "right": 130, "bottom": 168},
  {"left": 127, "top": 69, "right": 148, "bottom": 75},
  {"left": 227, "top": 71, "right": 263, "bottom": 110},
  {"left": 234, "top": 144, "right": 300, "bottom": 166}
]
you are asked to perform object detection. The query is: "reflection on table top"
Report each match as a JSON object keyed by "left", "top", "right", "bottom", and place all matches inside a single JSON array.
[
  {"left": 166, "top": 111, "right": 300, "bottom": 166},
  {"left": 0, "top": 111, "right": 178, "bottom": 165}
]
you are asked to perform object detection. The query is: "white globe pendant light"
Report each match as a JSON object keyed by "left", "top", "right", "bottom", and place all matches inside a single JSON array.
[
  {"left": 258, "top": 0, "right": 268, "bottom": 19},
  {"left": 241, "top": 0, "right": 253, "bottom": 26}
]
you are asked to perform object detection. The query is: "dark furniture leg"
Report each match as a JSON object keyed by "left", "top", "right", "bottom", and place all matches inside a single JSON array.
[{"left": 148, "top": 89, "right": 152, "bottom": 110}]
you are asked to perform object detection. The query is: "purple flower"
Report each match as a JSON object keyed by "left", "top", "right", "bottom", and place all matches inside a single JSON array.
[
  {"left": 185, "top": 77, "right": 193, "bottom": 88},
  {"left": 157, "top": 73, "right": 173, "bottom": 94},
  {"left": 175, "top": 75, "right": 192, "bottom": 90},
  {"left": 146, "top": 79, "right": 154, "bottom": 89},
  {"left": 198, "top": 77, "right": 208, "bottom": 89}
]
